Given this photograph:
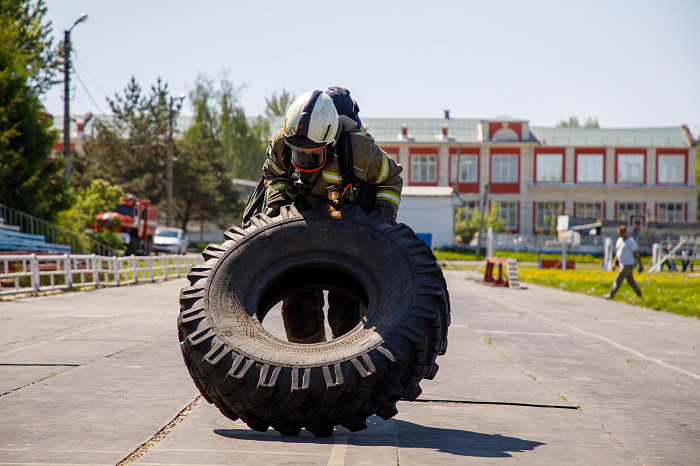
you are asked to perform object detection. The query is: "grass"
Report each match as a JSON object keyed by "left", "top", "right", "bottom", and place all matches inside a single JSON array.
[
  {"left": 436, "top": 248, "right": 699, "bottom": 318},
  {"left": 435, "top": 248, "right": 603, "bottom": 264},
  {"left": 517, "top": 265, "right": 700, "bottom": 318}
]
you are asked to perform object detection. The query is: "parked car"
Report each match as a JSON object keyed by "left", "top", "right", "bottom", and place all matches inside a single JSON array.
[{"left": 153, "top": 227, "right": 189, "bottom": 254}]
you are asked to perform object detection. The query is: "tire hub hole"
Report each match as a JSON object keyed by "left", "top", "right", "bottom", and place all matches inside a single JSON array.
[{"left": 256, "top": 265, "right": 369, "bottom": 344}]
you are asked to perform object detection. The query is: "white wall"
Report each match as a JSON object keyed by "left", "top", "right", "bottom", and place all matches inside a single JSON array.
[{"left": 397, "top": 196, "right": 455, "bottom": 248}]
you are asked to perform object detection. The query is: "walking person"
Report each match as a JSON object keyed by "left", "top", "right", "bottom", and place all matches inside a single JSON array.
[{"left": 604, "top": 225, "right": 643, "bottom": 299}]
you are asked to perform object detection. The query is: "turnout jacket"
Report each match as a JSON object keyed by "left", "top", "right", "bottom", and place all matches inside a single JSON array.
[{"left": 263, "top": 128, "right": 403, "bottom": 220}]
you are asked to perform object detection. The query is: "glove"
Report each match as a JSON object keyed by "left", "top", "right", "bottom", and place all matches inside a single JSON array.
[{"left": 265, "top": 206, "right": 280, "bottom": 218}]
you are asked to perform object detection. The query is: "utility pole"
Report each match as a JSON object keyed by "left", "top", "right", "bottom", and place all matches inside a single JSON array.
[
  {"left": 167, "top": 94, "right": 185, "bottom": 227},
  {"left": 454, "top": 144, "right": 465, "bottom": 205},
  {"left": 63, "top": 31, "right": 70, "bottom": 180},
  {"left": 476, "top": 183, "right": 489, "bottom": 259},
  {"left": 62, "top": 13, "right": 88, "bottom": 182}
]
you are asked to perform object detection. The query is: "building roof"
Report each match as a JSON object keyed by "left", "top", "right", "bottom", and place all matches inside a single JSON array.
[
  {"left": 362, "top": 118, "right": 481, "bottom": 144},
  {"left": 359, "top": 118, "right": 693, "bottom": 148},
  {"left": 529, "top": 126, "right": 693, "bottom": 148}
]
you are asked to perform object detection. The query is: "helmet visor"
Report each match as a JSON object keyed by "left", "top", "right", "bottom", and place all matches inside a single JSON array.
[{"left": 289, "top": 145, "right": 327, "bottom": 172}]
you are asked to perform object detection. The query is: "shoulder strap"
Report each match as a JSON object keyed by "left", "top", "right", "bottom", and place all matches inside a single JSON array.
[
  {"left": 283, "top": 144, "right": 291, "bottom": 166},
  {"left": 336, "top": 132, "right": 359, "bottom": 187},
  {"left": 283, "top": 144, "right": 297, "bottom": 192}
]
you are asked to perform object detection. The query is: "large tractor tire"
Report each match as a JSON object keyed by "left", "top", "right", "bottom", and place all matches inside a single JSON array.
[{"left": 177, "top": 203, "right": 450, "bottom": 436}]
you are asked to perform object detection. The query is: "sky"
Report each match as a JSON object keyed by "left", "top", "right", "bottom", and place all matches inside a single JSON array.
[{"left": 41, "top": 0, "right": 700, "bottom": 137}]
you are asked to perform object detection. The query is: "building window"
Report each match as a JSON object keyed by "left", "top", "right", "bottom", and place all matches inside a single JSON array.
[
  {"left": 410, "top": 154, "right": 437, "bottom": 183},
  {"left": 576, "top": 202, "right": 603, "bottom": 220},
  {"left": 617, "top": 153, "right": 644, "bottom": 183},
  {"left": 657, "top": 154, "right": 685, "bottom": 184},
  {"left": 617, "top": 202, "right": 643, "bottom": 221},
  {"left": 535, "top": 153, "right": 563, "bottom": 182},
  {"left": 494, "top": 201, "right": 518, "bottom": 230},
  {"left": 450, "top": 155, "right": 478, "bottom": 183},
  {"left": 465, "top": 199, "right": 479, "bottom": 210},
  {"left": 657, "top": 203, "right": 684, "bottom": 222},
  {"left": 491, "top": 154, "right": 518, "bottom": 183},
  {"left": 535, "top": 202, "right": 562, "bottom": 233},
  {"left": 576, "top": 154, "right": 604, "bottom": 183}
]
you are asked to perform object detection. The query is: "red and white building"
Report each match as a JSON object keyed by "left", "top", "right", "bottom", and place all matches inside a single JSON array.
[
  {"left": 362, "top": 117, "right": 697, "bottom": 248},
  {"left": 53, "top": 114, "right": 697, "bottom": 249}
]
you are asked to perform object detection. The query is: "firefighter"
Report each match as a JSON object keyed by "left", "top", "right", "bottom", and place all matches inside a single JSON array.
[{"left": 262, "top": 89, "right": 403, "bottom": 343}]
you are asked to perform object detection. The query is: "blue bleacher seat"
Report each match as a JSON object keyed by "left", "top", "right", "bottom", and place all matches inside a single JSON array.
[{"left": 0, "top": 229, "right": 72, "bottom": 254}]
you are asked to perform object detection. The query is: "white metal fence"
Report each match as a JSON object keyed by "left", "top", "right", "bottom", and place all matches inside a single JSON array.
[{"left": 0, "top": 253, "right": 202, "bottom": 297}]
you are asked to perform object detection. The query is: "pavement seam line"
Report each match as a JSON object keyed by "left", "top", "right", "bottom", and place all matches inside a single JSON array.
[
  {"left": 116, "top": 396, "right": 203, "bottom": 466},
  {"left": 600, "top": 422, "right": 647, "bottom": 465},
  {"left": 0, "top": 317, "right": 137, "bottom": 357},
  {"left": 393, "top": 418, "right": 400, "bottom": 466},
  {"left": 519, "top": 306, "right": 700, "bottom": 381},
  {"left": 0, "top": 367, "right": 71, "bottom": 396},
  {"left": 0, "top": 307, "right": 148, "bottom": 350},
  {"left": 0, "top": 363, "right": 79, "bottom": 366},
  {"left": 473, "top": 328, "right": 581, "bottom": 408},
  {"left": 0, "top": 333, "right": 169, "bottom": 397},
  {"left": 468, "top": 286, "right": 700, "bottom": 383}
]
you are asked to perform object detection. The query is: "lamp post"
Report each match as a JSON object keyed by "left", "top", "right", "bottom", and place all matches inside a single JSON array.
[
  {"left": 167, "top": 94, "right": 185, "bottom": 227},
  {"left": 63, "top": 12, "right": 88, "bottom": 181}
]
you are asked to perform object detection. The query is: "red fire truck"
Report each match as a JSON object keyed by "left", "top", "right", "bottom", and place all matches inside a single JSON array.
[{"left": 96, "top": 194, "right": 158, "bottom": 255}]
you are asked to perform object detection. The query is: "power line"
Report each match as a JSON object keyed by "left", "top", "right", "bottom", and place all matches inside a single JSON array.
[
  {"left": 74, "top": 70, "right": 106, "bottom": 114},
  {"left": 73, "top": 93, "right": 91, "bottom": 113},
  {"left": 73, "top": 51, "right": 110, "bottom": 107}
]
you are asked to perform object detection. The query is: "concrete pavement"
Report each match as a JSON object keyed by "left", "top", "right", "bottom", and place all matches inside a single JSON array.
[{"left": 0, "top": 270, "right": 698, "bottom": 465}]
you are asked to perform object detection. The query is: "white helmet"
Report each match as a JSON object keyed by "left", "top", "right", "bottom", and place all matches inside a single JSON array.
[{"left": 283, "top": 90, "right": 340, "bottom": 172}]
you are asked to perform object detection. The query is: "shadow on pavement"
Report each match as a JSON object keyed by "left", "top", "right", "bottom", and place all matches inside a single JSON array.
[
  {"left": 391, "top": 419, "right": 545, "bottom": 458},
  {"left": 214, "top": 417, "right": 545, "bottom": 459}
]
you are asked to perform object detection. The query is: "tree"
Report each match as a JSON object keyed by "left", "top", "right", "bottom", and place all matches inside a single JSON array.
[
  {"left": 78, "top": 73, "right": 268, "bottom": 230},
  {"left": 217, "top": 75, "right": 269, "bottom": 180},
  {"left": 77, "top": 76, "right": 175, "bottom": 203},
  {"left": 557, "top": 116, "right": 600, "bottom": 128},
  {"left": 0, "top": 0, "right": 69, "bottom": 222},
  {"left": 58, "top": 179, "right": 124, "bottom": 250},
  {"left": 455, "top": 204, "right": 505, "bottom": 243},
  {"left": 173, "top": 75, "right": 242, "bottom": 230},
  {"left": 264, "top": 89, "right": 295, "bottom": 118},
  {"left": 3, "top": 0, "right": 60, "bottom": 93}
]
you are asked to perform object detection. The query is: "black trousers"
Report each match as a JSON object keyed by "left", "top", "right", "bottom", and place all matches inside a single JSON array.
[{"left": 281, "top": 290, "right": 362, "bottom": 343}]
